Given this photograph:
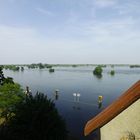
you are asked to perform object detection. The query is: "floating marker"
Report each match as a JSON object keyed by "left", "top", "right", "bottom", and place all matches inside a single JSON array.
[
  {"left": 54, "top": 89, "right": 59, "bottom": 100},
  {"left": 25, "top": 86, "right": 32, "bottom": 96},
  {"left": 98, "top": 95, "right": 103, "bottom": 103}
]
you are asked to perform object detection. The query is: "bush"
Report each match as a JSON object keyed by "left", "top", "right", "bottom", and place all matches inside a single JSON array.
[
  {"left": 0, "top": 83, "right": 24, "bottom": 121},
  {"left": 49, "top": 68, "right": 55, "bottom": 73},
  {"left": 0, "top": 67, "right": 5, "bottom": 85},
  {"left": 0, "top": 93, "right": 67, "bottom": 140},
  {"left": 21, "top": 67, "right": 24, "bottom": 71},
  {"left": 0, "top": 67, "right": 14, "bottom": 85},
  {"left": 38, "top": 63, "right": 45, "bottom": 69},
  {"left": 93, "top": 66, "right": 103, "bottom": 76},
  {"left": 110, "top": 70, "right": 115, "bottom": 75}
]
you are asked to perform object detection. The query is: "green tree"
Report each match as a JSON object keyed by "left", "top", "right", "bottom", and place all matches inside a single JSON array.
[
  {"left": 0, "top": 93, "right": 67, "bottom": 140},
  {"left": 0, "top": 83, "right": 24, "bottom": 121},
  {"left": 93, "top": 66, "right": 103, "bottom": 76},
  {"left": 110, "top": 70, "right": 115, "bottom": 75},
  {"left": 0, "top": 67, "right": 14, "bottom": 85},
  {"left": 0, "top": 67, "right": 5, "bottom": 85},
  {"left": 38, "top": 63, "right": 45, "bottom": 69},
  {"left": 49, "top": 68, "right": 55, "bottom": 73},
  {"left": 21, "top": 67, "right": 24, "bottom": 71}
]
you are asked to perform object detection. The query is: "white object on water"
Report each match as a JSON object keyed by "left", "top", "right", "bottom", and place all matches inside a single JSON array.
[
  {"left": 55, "top": 89, "right": 59, "bottom": 92},
  {"left": 73, "top": 93, "right": 77, "bottom": 96},
  {"left": 77, "top": 93, "right": 80, "bottom": 97}
]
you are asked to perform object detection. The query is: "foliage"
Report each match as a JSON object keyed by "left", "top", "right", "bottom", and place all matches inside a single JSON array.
[
  {"left": 3, "top": 77, "right": 14, "bottom": 84},
  {"left": 93, "top": 66, "right": 103, "bottom": 76},
  {"left": 38, "top": 63, "right": 45, "bottom": 69},
  {"left": 49, "top": 68, "right": 55, "bottom": 72},
  {"left": 120, "top": 132, "right": 136, "bottom": 140},
  {"left": 98, "top": 64, "right": 106, "bottom": 68},
  {"left": 44, "top": 64, "right": 52, "bottom": 68},
  {"left": 130, "top": 65, "right": 140, "bottom": 68},
  {"left": 0, "top": 93, "right": 67, "bottom": 140},
  {"left": 110, "top": 70, "right": 115, "bottom": 75},
  {"left": 0, "top": 67, "right": 14, "bottom": 85},
  {"left": 72, "top": 65, "right": 77, "bottom": 67},
  {"left": 4, "top": 65, "right": 20, "bottom": 71},
  {"left": 27, "top": 63, "right": 37, "bottom": 69},
  {"left": 0, "top": 83, "right": 24, "bottom": 121},
  {"left": 0, "top": 67, "right": 5, "bottom": 85},
  {"left": 27, "top": 63, "right": 53, "bottom": 69},
  {"left": 21, "top": 67, "right": 24, "bottom": 71},
  {"left": 110, "top": 65, "right": 114, "bottom": 68}
]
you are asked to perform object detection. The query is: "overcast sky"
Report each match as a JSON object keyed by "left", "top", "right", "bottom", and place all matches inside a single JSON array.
[{"left": 0, "top": 0, "right": 140, "bottom": 64}]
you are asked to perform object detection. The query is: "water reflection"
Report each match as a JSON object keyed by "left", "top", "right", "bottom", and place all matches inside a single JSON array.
[
  {"left": 73, "top": 93, "right": 81, "bottom": 102},
  {"left": 94, "top": 74, "right": 102, "bottom": 79},
  {"left": 54, "top": 89, "right": 59, "bottom": 100},
  {"left": 98, "top": 102, "right": 102, "bottom": 109},
  {"left": 72, "top": 106, "right": 81, "bottom": 111}
]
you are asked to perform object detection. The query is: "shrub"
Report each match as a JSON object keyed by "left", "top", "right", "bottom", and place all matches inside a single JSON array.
[
  {"left": 49, "top": 68, "right": 55, "bottom": 73},
  {"left": 110, "top": 70, "right": 115, "bottom": 75},
  {"left": 0, "top": 83, "right": 24, "bottom": 121},
  {"left": 0, "top": 67, "right": 5, "bottom": 85},
  {"left": 93, "top": 66, "right": 103, "bottom": 76},
  {"left": 0, "top": 93, "right": 67, "bottom": 140}
]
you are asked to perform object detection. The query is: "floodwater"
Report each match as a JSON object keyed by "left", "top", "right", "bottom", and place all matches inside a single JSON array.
[{"left": 3, "top": 66, "right": 140, "bottom": 140}]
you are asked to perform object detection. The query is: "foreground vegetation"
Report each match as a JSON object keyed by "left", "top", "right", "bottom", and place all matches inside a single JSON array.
[
  {"left": 0, "top": 93, "right": 67, "bottom": 140},
  {"left": 0, "top": 67, "right": 67, "bottom": 140}
]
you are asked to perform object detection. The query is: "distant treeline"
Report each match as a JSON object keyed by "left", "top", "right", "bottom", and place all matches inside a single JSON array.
[
  {"left": 27, "top": 63, "right": 52, "bottom": 69},
  {"left": 1, "top": 65, "right": 24, "bottom": 71},
  {"left": 1, "top": 64, "right": 140, "bottom": 70},
  {"left": 130, "top": 65, "right": 140, "bottom": 68},
  {"left": 0, "top": 63, "right": 55, "bottom": 72}
]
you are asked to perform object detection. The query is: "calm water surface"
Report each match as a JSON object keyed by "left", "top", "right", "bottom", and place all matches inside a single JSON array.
[{"left": 3, "top": 66, "right": 140, "bottom": 140}]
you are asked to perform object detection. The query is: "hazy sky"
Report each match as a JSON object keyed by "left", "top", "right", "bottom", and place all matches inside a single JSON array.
[{"left": 0, "top": 0, "right": 140, "bottom": 64}]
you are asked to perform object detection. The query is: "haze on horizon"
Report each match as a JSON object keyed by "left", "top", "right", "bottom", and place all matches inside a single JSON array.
[{"left": 0, "top": 0, "right": 140, "bottom": 64}]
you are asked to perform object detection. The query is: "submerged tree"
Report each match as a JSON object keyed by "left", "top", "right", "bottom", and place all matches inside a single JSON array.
[
  {"left": 38, "top": 63, "right": 45, "bottom": 69},
  {"left": 21, "top": 67, "right": 24, "bottom": 71},
  {"left": 110, "top": 70, "right": 115, "bottom": 76},
  {"left": 93, "top": 66, "right": 103, "bottom": 76},
  {"left": 49, "top": 68, "right": 55, "bottom": 73},
  {"left": 0, "top": 93, "right": 67, "bottom": 140}
]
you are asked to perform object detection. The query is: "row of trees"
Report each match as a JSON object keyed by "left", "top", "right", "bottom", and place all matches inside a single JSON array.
[
  {"left": 27, "top": 63, "right": 55, "bottom": 72},
  {"left": 27, "top": 63, "right": 53, "bottom": 69},
  {"left": 2, "top": 65, "right": 24, "bottom": 71},
  {"left": 0, "top": 67, "right": 67, "bottom": 140},
  {"left": 130, "top": 65, "right": 140, "bottom": 68},
  {"left": 2, "top": 63, "right": 55, "bottom": 72}
]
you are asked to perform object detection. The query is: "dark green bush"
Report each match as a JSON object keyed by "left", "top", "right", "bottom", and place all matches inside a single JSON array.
[
  {"left": 93, "top": 66, "right": 103, "bottom": 76},
  {"left": 49, "top": 68, "right": 55, "bottom": 73},
  {"left": 0, "top": 93, "right": 67, "bottom": 140},
  {"left": 110, "top": 70, "right": 115, "bottom": 75}
]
